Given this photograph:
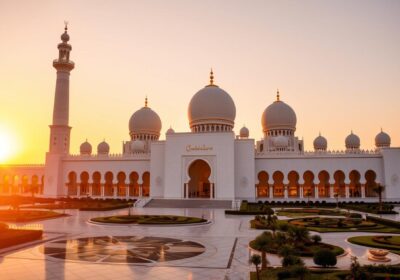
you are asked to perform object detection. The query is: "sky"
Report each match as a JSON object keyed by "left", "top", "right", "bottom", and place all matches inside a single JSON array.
[{"left": 0, "top": 0, "right": 399, "bottom": 164}]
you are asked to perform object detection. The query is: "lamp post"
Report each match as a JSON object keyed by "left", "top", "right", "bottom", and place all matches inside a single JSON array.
[{"left": 334, "top": 192, "right": 339, "bottom": 209}]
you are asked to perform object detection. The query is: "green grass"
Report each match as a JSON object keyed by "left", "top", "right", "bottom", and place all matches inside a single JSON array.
[
  {"left": 0, "top": 210, "right": 66, "bottom": 222},
  {"left": 276, "top": 208, "right": 347, "bottom": 217},
  {"left": 22, "top": 199, "right": 134, "bottom": 211},
  {"left": 91, "top": 215, "right": 207, "bottom": 225},
  {"left": 348, "top": 236, "right": 400, "bottom": 255}
]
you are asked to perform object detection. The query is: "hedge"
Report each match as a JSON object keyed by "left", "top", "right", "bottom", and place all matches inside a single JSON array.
[
  {"left": 0, "top": 229, "right": 43, "bottom": 249},
  {"left": 366, "top": 216, "right": 400, "bottom": 229}
]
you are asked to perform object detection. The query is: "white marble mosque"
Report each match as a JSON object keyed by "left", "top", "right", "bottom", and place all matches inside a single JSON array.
[{"left": 0, "top": 26, "right": 399, "bottom": 202}]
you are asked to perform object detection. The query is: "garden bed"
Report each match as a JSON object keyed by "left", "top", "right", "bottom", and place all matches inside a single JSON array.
[
  {"left": 22, "top": 198, "right": 135, "bottom": 211},
  {"left": 348, "top": 235, "right": 400, "bottom": 255},
  {"left": 276, "top": 208, "right": 347, "bottom": 217},
  {"left": 0, "top": 223, "right": 43, "bottom": 249},
  {"left": 90, "top": 215, "right": 207, "bottom": 225},
  {"left": 0, "top": 210, "right": 67, "bottom": 222}
]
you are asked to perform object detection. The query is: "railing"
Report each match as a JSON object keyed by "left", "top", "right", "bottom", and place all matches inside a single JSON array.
[
  {"left": 256, "top": 149, "right": 381, "bottom": 158},
  {"left": 8, "top": 224, "right": 43, "bottom": 230}
]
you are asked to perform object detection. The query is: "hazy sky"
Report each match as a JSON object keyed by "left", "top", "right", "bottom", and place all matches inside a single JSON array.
[{"left": 0, "top": 0, "right": 399, "bottom": 164}]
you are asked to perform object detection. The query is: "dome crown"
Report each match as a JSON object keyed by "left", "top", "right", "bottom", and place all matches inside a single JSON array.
[
  {"left": 262, "top": 90, "right": 297, "bottom": 133},
  {"left": 129, "top": 98, "right": 162, "bottom": 140},
  {"left": 80, "top": 140, "right": 92, "bottom": 155},
  {"left": 345, "top": 131, "right": 360, "bottom": 149},
  {"left": 375, "top": 129, "right": 391, "bottom": 148},
  {"left": 188, "top": 70, "right": 236, "bottom": 132},
  {"left": 97, "top": 140, "right": 110, "bottom": 155},
  {"left": 313, "top": 133, "right": 328, "bottom": 151},
  {"left": 239, "top": 126, "right": 249, "bottom": 138},
  {"left": 166, "top": 127, "right": 175, "bottom": 135}
]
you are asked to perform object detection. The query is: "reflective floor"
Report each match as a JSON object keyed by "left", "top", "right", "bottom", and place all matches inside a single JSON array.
[{"left": 1, "top": 206, "right": 400, "bottom": 279}]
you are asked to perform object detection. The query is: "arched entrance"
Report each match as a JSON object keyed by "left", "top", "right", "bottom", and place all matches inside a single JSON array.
[{"left": 186, "top": 159, "right": 213, "bottom": 198}]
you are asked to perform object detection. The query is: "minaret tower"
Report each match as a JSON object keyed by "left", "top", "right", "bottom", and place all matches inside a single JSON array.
[
  {"left": 49, "top": 23, "right": 74, "bottom": 154},
  {"left": 44, "top": 24, "right": 74, "bottom": 197}
]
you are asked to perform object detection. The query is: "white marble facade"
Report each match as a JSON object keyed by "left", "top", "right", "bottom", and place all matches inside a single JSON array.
[{"left": 1, "top": 27, "right": 400, "bottom": 202}]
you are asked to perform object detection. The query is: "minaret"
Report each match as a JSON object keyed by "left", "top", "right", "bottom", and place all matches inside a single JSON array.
[
  {"left": 44, "top": 23, "right": 75, "bottom": 197},
  {"left": 49, "top": 23, "right": 74, "bottom": 154}
]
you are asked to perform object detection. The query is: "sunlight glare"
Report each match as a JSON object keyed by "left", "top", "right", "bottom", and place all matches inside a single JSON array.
[{"left": 0, "top": 128, "right": 17, "bottom": 163}]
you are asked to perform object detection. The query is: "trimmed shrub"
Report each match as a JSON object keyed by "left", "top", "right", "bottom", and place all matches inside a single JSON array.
[{"left": 313, "top": 249, "right": 337, "bottom": 267}]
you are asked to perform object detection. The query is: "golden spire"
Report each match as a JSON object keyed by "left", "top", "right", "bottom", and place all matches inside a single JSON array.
[
  {"left": 64, "top": 20, "right": 68, "bottom": 31},
  {"left": 276, "top": 89, "right": 280, "bottom": 101},
  {"left": 145, "top": 96, "right": 148, "bottom": 107},
  {"left": 209, "top": 68, "right": 214, "bottom": 86}
]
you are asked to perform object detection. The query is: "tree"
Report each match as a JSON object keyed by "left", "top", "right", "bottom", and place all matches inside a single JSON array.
[
  {"left": 347, "top": 256, "right": 372, "bottom": 280},
  {"left": 253, "top": 232, "right": 273, "bottom": 270},
  {"left": 288, "top": 226, "right": 310, "bottom": 246},
  {"left": 249, "top": 254, "right": 261, "bottom": 280},
  {"left": 278, "top": 244, "right": 294, "bottom": 258},
  {"left": 373, "top": 184, "right": 385, "bottom": 212},
  {"left": 311, "top": 234, "right": 322, "bottom": 244},
  {"left": 282, "top": 255, "right": 304, "bottom": 267},
  {"left": 313, "top": 249, "right": 337, "bottom": 268},
  {"left": 275, "top": 231, "right": 288, "bottom": 247},
  {"left": 291, "top": 264, "right": 309, "bottom": 280}
]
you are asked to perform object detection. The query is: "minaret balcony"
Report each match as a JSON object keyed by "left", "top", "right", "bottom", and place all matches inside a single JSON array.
[{"left": 53, "top": 59, "right": 75, "bottom": 71}]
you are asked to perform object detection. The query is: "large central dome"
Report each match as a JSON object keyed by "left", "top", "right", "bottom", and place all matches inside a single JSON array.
[
  {"left": 188, "top": 71, "right": 236, "bottom": 133},
  {"left": 261, "top": 91, "right": 297, "bottom": 133}
]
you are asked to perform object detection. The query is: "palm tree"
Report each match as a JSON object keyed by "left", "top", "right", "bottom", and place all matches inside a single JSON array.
[
  {"left": 373, "top": 184, "right": 385, "bottom": 212},
  {"left": 278, "top": 244, "right": 294, "bottom": 258},
  {"left": 288, "top": 226, "right": 310, "bottom": 247},
  {"left": 250, "top": 254, "right": 262, "bottom": 280},
  {"left": 253, "top": 232, "right": 273, "bottom": 270}
]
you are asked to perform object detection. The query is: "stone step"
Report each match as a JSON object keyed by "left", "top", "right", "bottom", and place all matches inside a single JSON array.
[{"left": 145, "top": 198, "right": 232, "bottom": 209}]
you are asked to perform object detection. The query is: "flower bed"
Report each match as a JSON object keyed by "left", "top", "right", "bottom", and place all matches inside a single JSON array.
[
  {"left": 0, "top": 210, "right": 66, "bottom": 222},
  {"left": 0, "top": 223, "right": 43, "bottom": 249},
  {"left": 91, "top": 215, "right": 207, "bottom": 225}
]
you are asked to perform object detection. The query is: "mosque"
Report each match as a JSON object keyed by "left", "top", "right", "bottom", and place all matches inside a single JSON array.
[{"left": 1, "top": 26, "right": 399, "bottom": 202}]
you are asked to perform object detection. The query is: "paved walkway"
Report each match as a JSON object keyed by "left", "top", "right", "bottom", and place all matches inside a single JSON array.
[{"left": 1, "top": 207, "right": 400, "bottom": 280}]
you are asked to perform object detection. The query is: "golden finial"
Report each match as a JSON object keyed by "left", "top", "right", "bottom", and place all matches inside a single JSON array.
[
  {"left": 276, "top": 89, "right": 280, "bottom": 101},
  {"left": 64, "top": 20, "right": 68, "bottom": 31},
  {"left": 209, "top": 68, "right": 214, "bottom": 86},
  {"left": 145, "top": 96, "right": 148, "bottom": 107}
]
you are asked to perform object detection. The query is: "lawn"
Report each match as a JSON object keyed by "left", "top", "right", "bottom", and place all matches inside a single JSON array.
[
  {"left": 0, "top": 223, "right": 43, "bottom": 249},
  {"left": 91, "top": 215, "right": 207, "bottom": 225},
  {"left": 250, "top": 268, "right": 348, "bottom": 280},
  {"left": 276, "top": 208, "right": 347, "bottom": 217},
  {"left": 21, "top": 198, "right": 135, "bottom": 211},
  {"left": 348, "top": 235, "right": 400, "bottom": 255},
  {"left": 0, "top": 210, "right": 66, "bottom": 222}
]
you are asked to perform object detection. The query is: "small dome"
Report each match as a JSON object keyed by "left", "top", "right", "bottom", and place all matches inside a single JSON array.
[
  {"left": 313, "top": 134, "right": 328, "bottom": 151},
  {"left": 61, "top": 31, "right": 70, "bottom": 43},
  {"left": 239, "top": 126, "right": 249, "bottom": 138},
  {"left": 131, "top": 140, "right": 145, "bottom": 153},
  {"left": 274, "top": 135, "right": 288, "bottom": 148},
  {"left": 188, "top": 71, "right": 236, "bottom": 131},
  {"left": 129, "top": 98, "right": 162, "bottom": 140},
  {"left": 166, "top": 127, "right": 175, "bottom": 135},
  {"left": 97, "top": 140, "right": 110, "bottom": 155},
  {"left": 345, "top": 131, "right": 360, "bottom": 149},
  {"left": 80, "top": 140, "right": 92, "bottom": 155},
  {"left": 261, "top": 91, "right": 297, "bottom": 133},
  {"left": 375, "top": 130, "right": 391, "bottom": 148}
]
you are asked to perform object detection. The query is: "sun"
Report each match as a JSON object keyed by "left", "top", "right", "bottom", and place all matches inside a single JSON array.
[{"left": 0, "top": 130, "right": 16, "bottom": 163}]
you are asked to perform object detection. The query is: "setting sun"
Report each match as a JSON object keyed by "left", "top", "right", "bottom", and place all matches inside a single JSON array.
[{"left": 0, "top": 128, "right": 17, "bottom": 163}]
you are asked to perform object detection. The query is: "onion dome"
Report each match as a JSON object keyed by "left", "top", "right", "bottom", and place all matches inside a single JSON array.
[
  {"left": 166, "top": 127, "right": 175, "bottom": 135},
  {"left": 97, "top": 140, "right": 110, "bottom": 155},
  {"left": 188, "top": 70, "right": 236, "bottom": 132},
  {"left": 131, "top": 140, "right": 145, "bottom": 153},
  {"left": 274, "top": 135, "right": 288, "bottom": 148},
  {"left": 313, "top": 133, "right": 328, "bottom": 151},
  {"left": 345, "top": 131, "right": 360, "bottom": 149},
  {"left": 60, "top": 22, "right": 70, "bottom": 42},
  {"left": 129, "top": 97, "right": 162, "bottom": 140},
  {"left": 375, "top": 129, "right": 391, "bottom": 148},
  {"left": 239, "top": 126, "right": 249, "bottom": 138},
  {"left": 79, "top": 140, "right": 92, "bottom": 155},
  {"left": 261, "top": 90, "right": 297, "bottom": 134}
]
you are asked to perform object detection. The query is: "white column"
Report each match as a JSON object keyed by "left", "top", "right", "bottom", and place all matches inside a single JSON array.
[
  {"left": 345, "top": 185, "right": 350, "bottom": 198},
  {"left": 89, "top": 184, "right": 93, "bottom": 197},
  {"left": 139, "top": 185, "right": 143, "bottom": 197},
  {"left": 101, "top": 184, "right": 105, "bottom": 197},
  {"left": 126, "top": 186, "right": 129, "bottom": 199},
  {"left": 210, "top": 184, "right": 214, "bottom": 199},
  {"left": 361, "top": 185, "right": 366, "bottom": 198},
  {"left": 284, "top": 185, "right": 288, "bottom": 199},
  {"left": 314, "top": 186, "right": 319, "bottom": 199},
  {"left": 330, "top": 185, "right": 335, "bottom": 198},
  {"left": 77, "top": 185, "right": 81, "bottom": 197},
  {"left": 269, "top": 186, "right": 273, "bottom": 199},
  {"left": 113, "top": 185, "right": 117, "bottom": 198},
  {"left": 185, "top": 183, "right": 189, "bottom": 198},
  {"left": 300, "top": 185, "right": 304, "bottom": 199}
]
